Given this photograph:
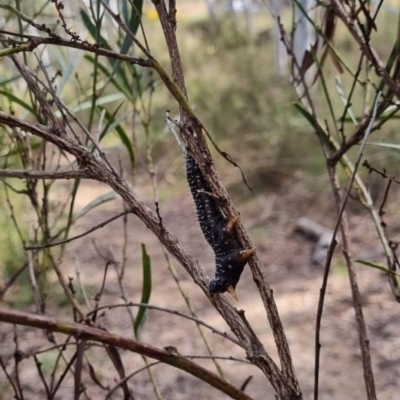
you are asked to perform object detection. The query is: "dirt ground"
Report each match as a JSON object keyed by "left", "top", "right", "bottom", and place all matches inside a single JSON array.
[{"left": 1, "top": 169, "right": 400, "bottom": 400}]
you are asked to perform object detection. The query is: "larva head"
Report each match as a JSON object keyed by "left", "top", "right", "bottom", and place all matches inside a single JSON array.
[
  {"left": 208, "top": 248, "right": 255, "bottom": 301},
  {"left": 209, "top": 279, "right": 238, "bottom": 301}
]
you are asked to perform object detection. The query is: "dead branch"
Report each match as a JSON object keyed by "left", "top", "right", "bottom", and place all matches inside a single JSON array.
[
  {"left": 327, "top": 166, "right": 377, "bottom": 400},
  {"left": 86, "top": 302, "right": 241, "bottom": 346},
  {"left": 313, "top": 83, "right": 381, "bottom": 400},
  {"left": 25, "top": 210, "right": 132, "bottom": 250}
]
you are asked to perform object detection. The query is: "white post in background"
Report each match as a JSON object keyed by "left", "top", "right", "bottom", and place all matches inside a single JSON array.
[
  {"left": 205, "top": 0, "right": 217, "bottom": 20},
  {"left": 292, "top": 0, "right": 317, "bottom": 71},
  {"left": 242, "top": 0, "right": 255, "bottom": 36},
  {"left": 292, "top": 0, "right": 317, "bottom": 92},
  {"left": 271, "top": 0, "right": 287, "bottom": 76}
]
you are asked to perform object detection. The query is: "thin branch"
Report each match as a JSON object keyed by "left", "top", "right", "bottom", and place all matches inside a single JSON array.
[
  {"left": 331, "top": 0, "right": 400, "bottom": 99},
  {"left": 0, "top": 30, "right": 151, "bottom": 67},
  {"left": 98, "top": 0, "right": 151, "bottom": 58},
  {"left": 0, "top": 356, "right": 21, "bottom": 400},
  {"left": 25, "top": 210, "right": 132, "bottom": 250},
  {"left": 86, "top": 302, "right": 241, "bottom": 347},
  {"left": 151, "top": 0, "right": 187, "bottom": 98},
  {"left": 13, "top": 328, "right": 25, "bottom": 400},
  {"left": 327, "top": 166, "right": 377, "bottom": 400},
  {"left": 363, "top": 161, "right": 400, "bottom": 185},
  {"left": 0, "top": 169, "right": 88, "bottom": 180},
  {"left": 106, "top": 355, "right": 250, "bottom": 400},
  {"left": 0, "top": 262, "right": 27, "bottom": 301},
  {"left": 74, "top": 340, "right": 86, "bottom": 400},
  {"left": 0, "top": 308, "right": 254, "bottom": 400},
  {"left": 33, "top": 355, "right": 52, "bottom": 400},
  {"left": 314, "top": 93, "right": 381, "bottom": 400},
  {"left": 183, "top": 355, "right": 250, "bottom": 364},
  {"left": 106, "top": 362, "right": 161, "bottom": 400}
]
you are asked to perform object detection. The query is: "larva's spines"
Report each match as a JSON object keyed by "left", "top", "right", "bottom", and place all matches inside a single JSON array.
[
  {"left": 186, "top": 154, "right": 253, "bottom": 298},
  {"left": 186, "top": 154, "right": 225, "bottom": 250}
]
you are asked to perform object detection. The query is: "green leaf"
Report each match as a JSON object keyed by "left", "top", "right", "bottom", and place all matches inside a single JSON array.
[
  {"left": 101, "top": 112, "right": 130, "bottom": 142},
  {"left": 311, "top": 50, "right": 339, "bottom": 136},
  {"left": 0, "top": 75, "right": 22, "bottom": 86},
  {"left": 335, "top": 75, "right": 358, "bottom": 125},
  {"left": 355, "top": 259, "right": 400, "bottom": 278},
  {"left": 100, "top": 107, "right": 135, "bottom": 169},
  {"left": 294, "top": 102, "right": 323, "bottom": 133},
  {"left": 81, "top": 6, "right": 133, "bottom": 94},
  {"left": 128, "top": 62, "right": 143, "bottom": 97},
  {"left": 0, "top": 90, "right": 35, "bottom": 114},
  {"left": 294, "top": 102, "right": 340, "bottom": 155},
  {"left": 122, "top": 0, "right": 130, "bottom": 25},
  {"left": 368, "top": 141, "right": 400, "bottom": 151},
  {"left": 291, "top": 0, "right": 356, "bottom": 79},
  {"left": 80, "top": 9, "right": 111, "bottom": 50},
  {"left": 106, "top": 0, "right": 144, "bottom": 94},
  {"left": 56, "top": 49, "right": 79, "bottom": 96},
  {"left": 74, "top": 191, "right": 116, "bottom": 221},
  {"left": 70, "top": 92, "right": 125, "bottom": 113},
  {"left": 379, "top": 102, "right": 400, "bottom": 117},
  {"left": 134, "top": 243, "right": 152, "bottom": 338},
  {"left": 121, "top": 0, "right": 143, "bottom": 49},
  {"left": 377, "top": 40, "right": 398, "bottom": 95},
  {"left": 84, "top": 55, "right": 132, "bottom": 99}
]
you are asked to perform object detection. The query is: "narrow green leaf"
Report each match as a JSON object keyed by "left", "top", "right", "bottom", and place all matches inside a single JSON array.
[
  {"left": 356, "top": 259, "right": 400, "bottom": 278},
  {"left": 0, "top": 90, "right": 35, "bottom": 114},
  {"left": 100, "top": 145, "right": 127, "bottom": 153},
  {"left": 335, "top": 75, "right": 358, "bottom": 125},
  {"left": 100, "top": 107, "right": 135, "bottom": 169},
  {"left": 80, "top": 9, "right": 112, "bottom": 50},
  {"left": 84, "top": 55, "right": 132, "bottom": 99},
  {"left": 107, "top": 61, "right": 132, "bottom": 99},
  {"left": 291, "top": 0, "right": 356, "bottom": 79},
  {"left": 377, "top": 39, "right": 398, "bottom": 95},
  {"left": 368, "top": 141, "right": 400, "bottom": 151},
  {"left": 121, "top": 0, "right": 143, "bottom": 45},
  {"left": 99, "top": 110, "right": 129, "bottom": 145},
  {"left": 380, "top": 102, "right": 400, "bottom": 116},
  {"left": 0, "top": 75, "right": 22, "bottom": 86},
  {"left": 128, "top": 62, "right": 143, "bottom": 97},
  {"left": 74, "top": 191, "right": 116, "bottom": 221},
  {"left": 56, "top": 49, "right": 79, "bottom": 96},
  {"left": 294, "top": 102, "right": 339, "bottom": 155},
  {"left": 122, "top": 0, "right": 130, "bottom": 25},
  {"left": 312, "top": 50, "right": 339, "bottom": 136},
  {"left": 101, "top": 112, "right": 130, "bottom": 142},
  {"left": 294, "top": 102, "right": 323, "bottom": 133},
  {"left": 134, "top": 243, "right": 152, "bottom": 338},
  {"left": 98, "top": 102, "right": 125, "bottom": 141},
  {"left": 70, "top": 92, "right": 125, "bottom": 113},
  {"left": 105, "top": 0, "right": 144, "bottom": 94}
]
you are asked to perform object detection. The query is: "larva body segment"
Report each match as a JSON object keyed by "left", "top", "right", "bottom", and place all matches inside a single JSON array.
[{"left": 186, "top": 154, "right": 255, "bottom": 299}]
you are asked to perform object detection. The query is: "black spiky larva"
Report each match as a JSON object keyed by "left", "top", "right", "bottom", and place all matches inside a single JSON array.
[{"left": 186, "top": 153, "right": 255, "bottom": 301}]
